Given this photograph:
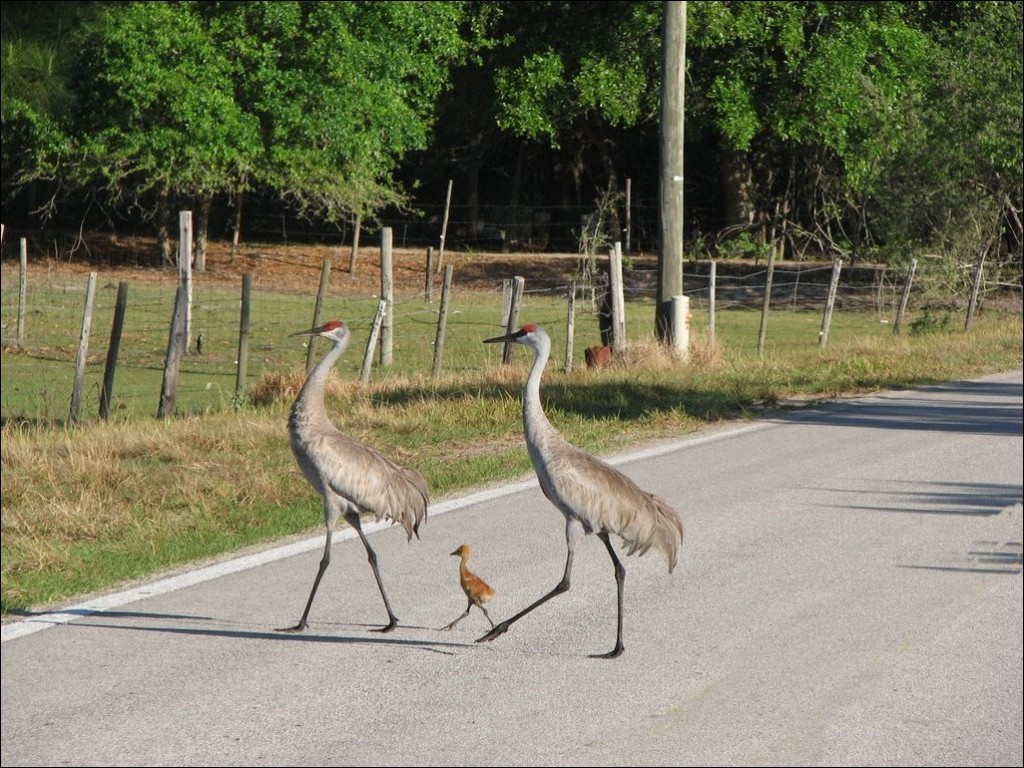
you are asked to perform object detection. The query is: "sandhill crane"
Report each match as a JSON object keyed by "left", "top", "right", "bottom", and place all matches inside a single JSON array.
[
  {"left": 279, "top": 319, "right": 428, "bottom": 634},
  {"left": 479, "top": 324, "right": 684, "bottom": 658},
  {"left": 441, "top": 544, "right": 496, "bottom": 631}
]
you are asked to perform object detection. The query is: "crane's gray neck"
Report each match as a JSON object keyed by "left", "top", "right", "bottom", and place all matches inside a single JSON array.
[
  {"left": 523, "top": 333, "right": 554, "bottom": 439},
  {"left": 293, "top": 335, "right": 349, "bottom": 422}
]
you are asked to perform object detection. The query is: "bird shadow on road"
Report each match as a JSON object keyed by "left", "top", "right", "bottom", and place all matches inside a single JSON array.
[{"left": 26, "top": 611, "right": 473, "bottom": 655}]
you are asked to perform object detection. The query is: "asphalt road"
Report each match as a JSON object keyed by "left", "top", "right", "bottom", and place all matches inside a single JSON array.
[{"left": 3, "top": 371, "right": 1022, "bottom": 767}]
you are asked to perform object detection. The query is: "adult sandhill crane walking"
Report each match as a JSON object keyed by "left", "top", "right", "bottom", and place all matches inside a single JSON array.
[
  {"left": 280, "top": 319, "right": 428, "bottom": 634},
  {"left": 441, "top": 544, "right": 496, "bottom": 631},
  {"left": 480, "top": 324, "right": 684, "bottom": 658}
]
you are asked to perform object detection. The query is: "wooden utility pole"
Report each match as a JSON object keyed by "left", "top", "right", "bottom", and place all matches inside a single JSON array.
[{"left": 657, "top": 1, "right": 686, "bottom": 341}]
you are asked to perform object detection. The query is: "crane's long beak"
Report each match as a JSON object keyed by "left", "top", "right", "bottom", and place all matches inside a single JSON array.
[
  {"left": 291, "top": 327, "right": 322, "bottom": 337},
  {"left": 483, "top": 330, "right": 521, "bottom": 344}
]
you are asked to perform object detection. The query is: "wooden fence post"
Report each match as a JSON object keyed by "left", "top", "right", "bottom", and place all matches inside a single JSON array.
[
  {"left": 17, "top": 238, "right": 27, "bottom": 347},
  {"left": 425, "top": 246, "right": 435, "bottom": 302},
  {"left": 609, "top": 243, "right": 625, "bottom": 352},
  {"left": 819, "top": 258, "right": 843, "bottom": 348},
  {"left": 708, "top": 260, "right": 717, "bottom": 345},
  {"left": 69, "top": 271, "right": 97, "bottom": 426},
  {"left": 964, "top": 247, "right": 987, "bottom": 332},
  {"left": 306, "top": 259, "right": 331, "bottom": 373},
  {"left": 501, "top": 279, "right": 513, "bottom": 328},
  {"left": 432, "top": 264, "right": 454, "bottom": 377},
  {"left": 235, "top": 274, "right": 252, "bottom": 400},
  {"left": 157, "top": 286, "right": 187, "bottom": 418},
  {"left": 437, "top": 179, "right": 452, "bottom": 274},
  {"left": 179, "top": 211, "right": 193, "bottom": 353},
  {"left": 893, "top": 258, "right": 917, "bottom": 335},
  {"left": 361, "top": 299, "right": 387, "bottom": 383},
  {"left": 564, "top": 282, "right": 576, "bottom": 373},
  {"left": 502, "top": 276, "right": 525, "bottom": 364},
  {"left": 100, "top": 281, "right": 129, "bottom": 420},
  {"left": 757, "top": 238, "right": 778, "bottom": 355},
  {"left": 380, "top": 227, "right": 393, "bottom": 366}
]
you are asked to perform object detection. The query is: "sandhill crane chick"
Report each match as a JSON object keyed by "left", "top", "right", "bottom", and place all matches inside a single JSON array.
[{"left": 441, "top": 544, "right": 496, "bottom": 631}]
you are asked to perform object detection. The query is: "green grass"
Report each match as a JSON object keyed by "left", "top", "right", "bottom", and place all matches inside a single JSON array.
[{"left": 2, "top": 269, "right": 1021, "bottom": 615}]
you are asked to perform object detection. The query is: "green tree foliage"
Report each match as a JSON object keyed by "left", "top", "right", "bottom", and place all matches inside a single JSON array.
[
  {"left": 490, "top": 1, "right": 661, "bottom": 142},
  {"left": 71, "top": 2, "right": 260, "bottom": 213},
  {"left": 1, "top": 2, "right": 99, "bottom": 217},
  {"left": 871, "top": 1, "right": 1023, "bottom": 273},
  {"left": 484, "top": 1, "right": 1020, "bottom": 275},
  {"left": 2, "top": 0, "right": 1020, "bottom": 287},
  {"left": 207, "top": 1, "right": 473, "bottom": 223},
  {"left": 8, "top": 0, "right": 474, "bottom": 247},
  {"left": 685, "top": 1, "right": 938, "bottom": 258}
]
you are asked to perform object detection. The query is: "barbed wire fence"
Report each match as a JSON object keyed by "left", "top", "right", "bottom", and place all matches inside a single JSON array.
[{"left": 1, "top": 225, "right": 1020, "bottom": 425}]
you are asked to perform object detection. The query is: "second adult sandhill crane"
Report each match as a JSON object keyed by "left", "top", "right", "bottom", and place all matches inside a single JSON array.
[
  {"left": 280, "top": 319, "right": 427, "bottom": 634},
  {"left": 441, "top": 544, "right": 496, "bottom": 631},
  {"left": 479, "top": 323, "right": 685, "bottom": 658}
]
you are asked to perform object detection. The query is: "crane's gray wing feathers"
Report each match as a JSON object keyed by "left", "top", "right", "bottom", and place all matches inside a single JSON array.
[
  {"left": 544, "top": 439, "right": 685, "bottom": 572},
  {"left": 313, "top": 431, "right": 428, "bottom": 540}
]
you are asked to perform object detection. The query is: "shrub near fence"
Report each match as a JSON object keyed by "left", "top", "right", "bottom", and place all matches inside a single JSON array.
[{"left": 1, "top": 232, "right": 1018, "bottom": 425}]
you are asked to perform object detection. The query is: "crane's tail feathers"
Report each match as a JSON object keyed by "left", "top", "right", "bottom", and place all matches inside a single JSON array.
[
  {"left": 619, "top": 493, "right": 685, "bottom": 573},
  {"left": 399, "top": 467, "right": 429, "bottom": 541}
]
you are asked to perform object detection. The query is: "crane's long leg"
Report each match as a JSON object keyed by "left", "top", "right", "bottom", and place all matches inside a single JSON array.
[
  {"left": 476, "top": 538, "right": 576, "bottom": 644},
  {"left": 345, "top": 511, "right": 399, "bottom": 633},
  {"left": 276, "top": 529, "right": 332, "bottom": 633},
  {"left": 592, "top": 531, "right": 625, "bottom": 659},
  {"left": 440, "top": 598, "right": 473, "bottom": 631}
]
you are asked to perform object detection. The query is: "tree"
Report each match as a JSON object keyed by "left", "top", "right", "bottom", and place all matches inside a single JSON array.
[
  {"left": 684, "top": 1, "right": 938, "bottom": 262},
  {"left": 871, "top": 1, "right": 1023, "bottom": 281},
  {"left": 1, "top": 1, "right": 98, "bottom": 223},
  {"left": 207, "top": 0, "right": 474, "bottom": 228},
  {"left": 14, "top": 1, "right": 476, "bottom": 261},
  {"left": 61, "top": 1, "right": 261, "bottom": 264}
]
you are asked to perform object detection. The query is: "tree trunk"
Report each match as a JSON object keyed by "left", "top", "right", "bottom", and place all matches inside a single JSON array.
[
  {"left": 194, "top": 194, "right": 212, "bottom": 272},
  {"left": 230, "top": 186, "right": 244, "bottom": 263},
  {"left": 462, "top": 132, "right": 484, "bottom": 247},
  {"left": 721, "top": 149, "right": 755, "bottom": 228},
  {"left": 155, "top": 187, "right": 174, "bottom": 266}
]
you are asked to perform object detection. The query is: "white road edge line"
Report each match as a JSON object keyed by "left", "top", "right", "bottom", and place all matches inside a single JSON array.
[{"left": 2, "top": 421, "right": 767, "bottom": 643}]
